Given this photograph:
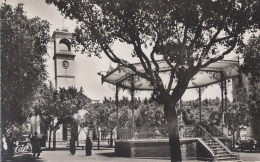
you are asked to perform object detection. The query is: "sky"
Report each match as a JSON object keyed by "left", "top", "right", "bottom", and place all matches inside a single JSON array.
[{"left": 6, "top": 0, "right": 237, "bottom": 102}]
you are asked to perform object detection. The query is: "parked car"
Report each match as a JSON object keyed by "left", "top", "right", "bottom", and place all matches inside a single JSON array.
[{"left": 237, "top": 134, "right": 257, "bottom": 151}]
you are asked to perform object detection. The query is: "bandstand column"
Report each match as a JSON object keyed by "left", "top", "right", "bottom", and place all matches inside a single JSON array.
[
  {"left": 116, "top": 85, "right": 119, "bottom": 139},
  {"left": 131, "top": 76, "right": 135, "bottom": 139},
  {"left": 221, "top": 73, "right": 224, "bottom": 131},
  {"left": 199, "top": 87, "right": 202, "bottom": 125},
  {"left": 224, "top": 79, "right": 228, "bottom": 132},
  {"left": 179, "top": 99, "right": 184, "bottom": 138}
]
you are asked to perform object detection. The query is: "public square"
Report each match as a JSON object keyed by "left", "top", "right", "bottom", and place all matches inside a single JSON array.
[
  {"left": 2, "top": 0, "right": 260, "bottom": 162},
  {"left": 3, "top": 146, "right": 260, "bottom": 162}
]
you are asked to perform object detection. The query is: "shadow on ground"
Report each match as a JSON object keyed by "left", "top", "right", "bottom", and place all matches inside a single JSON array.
[
  {"left": 97, "top": 152, "right": 170, "bottom": 161},
  {"left": 234, "top": 149, "right": 260, "bottom": 153},
  {"left": 2, "top": 152, "right": 45, "bottom": 162}
]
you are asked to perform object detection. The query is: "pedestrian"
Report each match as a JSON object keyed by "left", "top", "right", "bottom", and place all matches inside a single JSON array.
[
  {"left": 31, "top": 132, "right": 42, "bottom": 159},
  {"left": 70, "top": 136, "right": 76, "bottom": 155},
  {"left": 85, "top": 135, "right": 92, "bottom": 156},
  {"left": 6, "top": 133, "right": 15, "bottom": 159},
  {"left": 26, "top": 134, "right": 32, "bottom": 151}
]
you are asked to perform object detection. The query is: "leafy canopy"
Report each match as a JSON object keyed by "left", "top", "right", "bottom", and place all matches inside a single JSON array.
[
  {"left": 33, "top": 83, "right": 91, "bottom": 131},
  {"left": 50, "top": 0, "right": 259, "bottom": 99},
  {"left": 49, "top": 1, "right": 259, "bottom": 160},
  {"left": 241, "top": 35, "right": 260, "bottom": 84},
  {"left": 1, "top": 3, "right": 51, "bottom": 134},
  {"left": 240, "top": 35, "right": 260, "bottom": 141}
]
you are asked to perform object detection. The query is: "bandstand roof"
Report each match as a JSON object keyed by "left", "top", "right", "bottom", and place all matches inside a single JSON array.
[{"left": 101, "top": 60, "right": 239, "bottom": 90}]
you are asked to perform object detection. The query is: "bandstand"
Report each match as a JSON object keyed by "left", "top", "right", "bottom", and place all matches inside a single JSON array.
[{"left": 101, "top": 60, "right": 240, "bottom": 161}]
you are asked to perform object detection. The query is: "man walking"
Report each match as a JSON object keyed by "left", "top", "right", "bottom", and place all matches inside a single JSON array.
[
  {"left": 31, "top": 132, "right": 41, "bottom": 159},
  {"left": 6, "top": 133, "right": 15, "bottom": 159}
]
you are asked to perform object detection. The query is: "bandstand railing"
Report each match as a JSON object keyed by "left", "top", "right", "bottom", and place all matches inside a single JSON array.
[
  {"left": 183, "top": 125, "right": 199, "bottom": 137},
  {"left": 118, "top": 125, "right": 201, "bottom": 139},
  {"left": 118, "top": 126, "right": 168, "bottom": 139},
  {"left": 199, "top": 125, "right": 218, "bottom": 154},
  {"left": 212, "top": 126, "right": 233, "bottom": 150}
]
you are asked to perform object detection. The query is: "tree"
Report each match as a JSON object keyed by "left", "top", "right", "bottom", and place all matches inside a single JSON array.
[
  {"left": 248, "top": 86, "right": 260, "bottom": 146},
  {"left": 241, "top": 35, "right": 260, "bottom": 84},
  {"left": 241, "top": 35, "right": 260, "bottom": 145},
  {"left": 83, "top": 96, "right": 131, "bottom": 140},
  {"left": 33, "top": 83, "right": 90, "bottom": 150},
  {"left": 228, "top": 88, "right": 250, "bottom": 149},
  {"left": 1, "top": 3, "right": 51, "bottom": 136},
  {"left": 136, "top": 98, "right": 166, "bottom": 127},
  {"left": 181, "top": 97, "right": 222, "bottom": 126},
  {"left": 49, "top": 1, "right": 259, "bottom": 161}
]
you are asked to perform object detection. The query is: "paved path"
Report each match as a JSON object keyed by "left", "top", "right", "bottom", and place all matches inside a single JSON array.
[
  {"left": 4, "top": 147, "right": 171, "bottom": 162},
  {"left": 3, "top": 147, "right": 260, "bottom": 162},
  {"left": 238, "top": 151, "right": 260, "bottom": 161}
]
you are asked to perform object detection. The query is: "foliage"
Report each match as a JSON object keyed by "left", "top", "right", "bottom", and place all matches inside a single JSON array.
[
  {"left": 240, "top": 35, "right": 260, "bottom": 142},
  {"left": 33, "top": 83, "right": 90, "bottom": 149},
  {"left": 34, "top": 84, "right": 90, "bottom": 129},
  {"left": 49, "top": 0, "right": 260, "bottom": 160},
  {"left": 241, "top": 35, "right": 260, "bottom": 84},
  {"left": 83, "top": 96, "right": 131, "bottom": 130},
  {"left": 248, "top": 86, "right": 260, "bottom": 142},
  {"left": 182, "top": 97, "right": 222, "bottom": 126},
  {"left": 136, "top": 98, "right": 166, "bottom": 127},
  {"left": 228, "top": 88, "right": 250, "bottom": 133},
  {"left": 1, "top": 3, "right": 51, "bottom": 135},
  {"left": 81, "top": 96, "right": 166, "bottom": 135}
]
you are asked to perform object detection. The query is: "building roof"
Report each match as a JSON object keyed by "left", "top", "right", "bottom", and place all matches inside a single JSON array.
[{"left": 101, "top": 60, "right": 239, "bottom": 90}]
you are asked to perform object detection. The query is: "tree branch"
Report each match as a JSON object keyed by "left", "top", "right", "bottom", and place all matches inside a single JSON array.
[{"left": 201, "top": 35, "right": 238, "bottom": 68}]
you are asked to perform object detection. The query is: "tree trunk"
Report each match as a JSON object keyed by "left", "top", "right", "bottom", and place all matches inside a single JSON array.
[
  {"left": 77, "top": 134, "right": 79, "bottom": 147},
  {"left": 110, "top": 129, "right": 113, "bottom": 147},
  {"left": 93, "top": 127, "right": 97, "bottom": 140},
  {"left": 48, "top": 130, "right": 52, "bottom": 149},
  {"left": 53, "top": 128, "right": 56, "bottom": 150},
  {"left": 165, "top": 98, "right": 182, "bottom": 162}
]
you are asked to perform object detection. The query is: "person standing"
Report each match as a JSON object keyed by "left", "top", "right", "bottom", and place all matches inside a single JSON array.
[
  {"left": 6, "top": 133, "right": 15, "bottom": 159},
  {"left": 85, "top": 135, "right": 92, "bottom": 156},
  {"left": 31, "top": 132, "right": 41, "bottom": 159},
  {"left": 70, "top": 136, "right": 76, "bottom": 155},
  {"left": 26, "top": 134, "right": 32, "bottom": 151}
]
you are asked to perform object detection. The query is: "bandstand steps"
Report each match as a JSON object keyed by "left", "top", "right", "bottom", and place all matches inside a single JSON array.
[
  {"left": 217, "top": 156, "right": 237, "bottom": 161},
  {"left": 216, "top": 150, "right": 229, "bottom": 154},
  {"left": 204, "top": 140, "right": 236, "bottom": 161},
  {"left": 216, "top": 153, "right": 232, "bottom": 157}
]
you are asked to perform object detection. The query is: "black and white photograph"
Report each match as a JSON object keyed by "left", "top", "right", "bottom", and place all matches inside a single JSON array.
[{"left": 1, "top": 0, "right": 260, "bottom": 161}]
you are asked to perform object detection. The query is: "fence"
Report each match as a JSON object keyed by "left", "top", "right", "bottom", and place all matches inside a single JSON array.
[
  {"left": 118, "top": 126, "right": 168, "bottom": 139},
  {"left": 118, "top": 125, "right": 199, "bottom": 139}
]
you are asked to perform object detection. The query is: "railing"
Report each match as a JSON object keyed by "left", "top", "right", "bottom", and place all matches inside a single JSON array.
[
  {"left": 135, "top": 126, "right": 168, "bottom": 139},
  {"left": 199, "top": 125, "right": 218, "bottom": 155},
  {"left": 211, "top": 126, "right": 227, "bottom": 137},
  {"left": 183, "top": 125, "right": 198, "bottom": 137},
  {"left": 212, "top": 126, "right": 233, "bottom": 150},
  {"left": 118, "top": 128, "right": 134, "bottom": 139},
  {"left": 118, "top": 126, "right": 168, "bottom": 139},
  {"left": 118, "top": 125, "right": 200, "bottom": 139}
]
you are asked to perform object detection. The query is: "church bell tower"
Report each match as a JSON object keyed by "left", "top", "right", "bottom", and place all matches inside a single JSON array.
[
  {"left": 52, "top": 29, "right": 75, "bottom": 89},
  {"left": 52, "top": 29, "right": 76, "bottom": 141}
]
